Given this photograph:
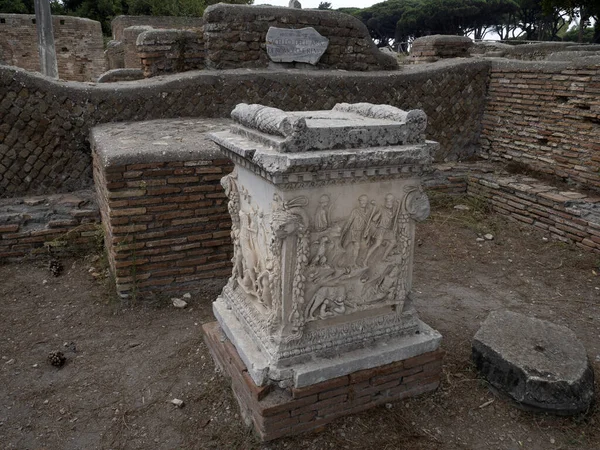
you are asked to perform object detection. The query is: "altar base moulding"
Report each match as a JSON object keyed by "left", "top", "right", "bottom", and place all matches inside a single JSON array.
[{"left": 205, "top": 102, "right": 443, "bottom": 440}]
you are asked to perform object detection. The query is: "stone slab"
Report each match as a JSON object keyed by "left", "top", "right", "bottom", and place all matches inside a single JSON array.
[
  {"left": 209, "top": 129, "right": 436, "bottom": 176},
  {"left": 215, "top": 296, "right": 441, "bottom": 388},
  {"left": 90, "top": 118, "right": 230, "bottom": 167},
  {"left": 266, "top": 27, "right": 328, "bottom": 65},
  {"left": 213, "top": 296, "right": 271, "bottom": 386},
  {"left": 293, "top": 320, "right": 442, "bottom": 387},
  {"left": 222, "top": 102, "right": 429, "bottom": 154},
  {"left": 473, "top": 310, "right": 594, "bottom": 415}
]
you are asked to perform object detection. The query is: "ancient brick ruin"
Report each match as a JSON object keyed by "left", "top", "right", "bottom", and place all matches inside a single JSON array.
[
  {"left": 0, "top": 2, "right": 598, "bottom": 279},
  {"left": 0, "top": 14, "right": 104, "bottom": 82},
  {"left": 91, "top": 119, "right": 233, "bottom": 299}
]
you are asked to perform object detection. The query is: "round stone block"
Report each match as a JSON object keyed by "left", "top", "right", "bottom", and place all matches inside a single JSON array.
[{"left": 472, "top": 310, "right": 594, "bottom": 415}]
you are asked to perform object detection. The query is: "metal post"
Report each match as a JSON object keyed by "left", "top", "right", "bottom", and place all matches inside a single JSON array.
[{"left": 34, "top": 0, "right": 58, "bottom": 79}]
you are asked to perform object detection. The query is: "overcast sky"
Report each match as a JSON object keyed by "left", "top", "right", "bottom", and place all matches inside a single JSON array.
[{"left": 254, "top": 0, "right": 382, "bottom": 8}]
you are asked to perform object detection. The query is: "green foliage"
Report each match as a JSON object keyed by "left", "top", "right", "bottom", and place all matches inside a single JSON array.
[
  {"left": 562, "top": 25, "right": 595, "bottom": 41},
  {"left": 351, "top": 0, "right": 517, "bottom": 44},
  {"left": 127, "top": 0, "right": 205, "bottom": 17},
  {"left": 60, "top": 0, "right": 126, "bottom": 34},
  {"left": 346, "top": 0, "right": 595, "bottom": 44},
  {"left": 0, "top": 0, "right": 30, "bottom": 13},
  {"left": 318, "top": 1, "right": 332, "bottom": 9},
  {"left": 0, "top": 0, "right": 68, "bottom": 14}
]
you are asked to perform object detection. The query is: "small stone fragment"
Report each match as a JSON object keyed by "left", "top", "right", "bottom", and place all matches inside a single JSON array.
[
  {"left": 170, "top": 398, "right": 184, "bottom": 408},
  {"left": 454, "top": 204, "right": 471, "bottom": 211},
  {"left": 476, "top": 237, "right": 485, "bottom": 242},
  {"left": 183, "top": 293, "right": 191, "bottom": 299},
  {"left": 484, "top": 234, "right": 494, "bottom": 240},
  {"left": 172, "top": 298, "right": 188, "bottom": 309}
]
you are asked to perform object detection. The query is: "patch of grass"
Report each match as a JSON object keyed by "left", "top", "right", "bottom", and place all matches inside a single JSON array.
[
  {"left": 427, "top": 192, "right": 499, "bottom": 235},
  {"left": 32, "top": 223, "right": 104, "bottom": 259}
]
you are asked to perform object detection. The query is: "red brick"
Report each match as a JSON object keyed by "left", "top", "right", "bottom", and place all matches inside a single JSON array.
[
  {"left": 127, "top": 163, "right": 165, "bottom": 170},
  {"left": 146, "top": 186, "right": 181, "bottom": 196},
  {"left": 292, "top": 375, "right": 349, "bottom": 399},
  {"left": 167, "top": 176, "right": 200, "bottom": 184},
  {"left": 241, "top": 371, "right": 272, "bottom": 402},
  {"left": 403, "top": 350, "right": 444, "bottom": 369},
  {"left": 0, "top": 224, "right": 20, "bottom": 233},
  {"left": 146, "top": 237, "right": 187, "bottom": 248}
]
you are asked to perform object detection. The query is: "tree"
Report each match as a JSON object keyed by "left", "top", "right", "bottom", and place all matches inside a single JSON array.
[
  {"left": 318, "top": 2, "right": 332, "bottom": 9},
  {"left": 126, "top": 0, "right": 205, "bottom": 17},
  {"left": 349, "top": 0, "right": 519, "bottom": 45},
  {"left": 541, "top": 0, "right": 600, "bottom": 42},
  {"left": 353, "top": 0, "right": 408, "bottom": 46},
  {"left": 0, "top": 0, "right": 63, "bottom": 13},
  {"left": 0, "top": 0, "right": 30, "bottom": 13},
  {"left": 60, "top": 0, "right": 127, "bottom": 34}
]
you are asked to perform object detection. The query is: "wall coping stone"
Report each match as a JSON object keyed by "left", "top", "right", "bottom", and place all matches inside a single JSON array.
[
  {"left": 489, "top": 56, "right": 600, "bottom": 71},
  {"left": 90, "top": 118, "right": 230, "bottom": 167},
  {"left": 2, "top": 57, "right": 490, "bottom": 89}
]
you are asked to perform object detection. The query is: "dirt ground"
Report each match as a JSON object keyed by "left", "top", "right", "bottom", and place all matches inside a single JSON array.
[{"left": 1, "top": 196, "right": 599, "bottom": 450}]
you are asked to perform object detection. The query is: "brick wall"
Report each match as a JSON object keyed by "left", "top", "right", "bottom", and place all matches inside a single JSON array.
[
  {"left": 122, "top": 25, "right": 153, "bottom": 69},
  {"left": 110, "top": 16, "right": 204, "bottom": 70},
  {"left": 0, "top": 59, "right": 490, "bottom": 197},
  {"left": 423, "top": 162, "right": 600, "bottom": 253},
  {"left": 203, "top": 4, "right": 397, "bottom": 71},
  {"left": 0, "top": 14, "right": 105, "bottom": 82},
  {"left": 409, "top": 35, "right": 473, "bottom": 63},
  {"left": 105, "top": 40, "right": 125, "bottom": 70},
  {"left": 137, "top": 29, "right": 204, "bottom": 77},
  {"left": 0, "top": 190, "right": 100, "bottom": 260},
  {"left": 480, "top": 58, "right": 600, "bottom": 191},
  {"left": 91, "top": 119, "right": 233, "bottom": 298},
  {"left": 471, "top": 42, "right": 600, "bottom": 60},
  {"left": 467, "top": 173, "right": 600, "bottom": 253}
]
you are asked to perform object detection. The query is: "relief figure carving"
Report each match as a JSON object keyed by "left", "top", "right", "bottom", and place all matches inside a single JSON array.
[
  {"left": 313, "top": 194, "right": 331, "bottom": 232},
  {"left": 221, "top": 169, "right": 242, "bottom": 287},
  {"left": 365, "top": 193, "right": 400, "bottom": 264},
  {"left": 238, "top": 210, "right": 260, "bottom": 297},
  {"left": 306, "top": 286, "right": 347, "bottom": 321},
  {"left": 362, "top": 264, "right": 401, "bottom": 304},
  {"left": 340, "top": 195, "right": 373, "bottom": 268}
]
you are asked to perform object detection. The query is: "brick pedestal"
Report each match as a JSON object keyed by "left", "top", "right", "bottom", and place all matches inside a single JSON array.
[
  {"left": 91, "top": 118, "right": 233, "bottom": 299},
  {"left": 203, "top": 322, "right": 443, "bottom": 441}
]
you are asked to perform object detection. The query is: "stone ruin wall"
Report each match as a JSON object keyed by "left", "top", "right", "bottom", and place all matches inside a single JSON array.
[
  {"left": 471, "top": 41, "right": 600, "bottom": 61},
  {"left": 111, "top": 15, "right": 205, "bottom": 41},
  {"left": 480, "top": 58, "right": 600, "bottom": 191},
  {"left": 107, "top": 16, "right": 205, "bottom": 71},
  {"left": 125, "top": 5, "right": 398, "bottom": 76},
  {"left": 0, "top": 58, "right": 490, "bottom": 198},
  {"left": 202, "top": 4, "right": 397, "bottom": 71},
  {"left": 137, "top": 29, "right": 205, "bottom": 77},
  {"left": 0, "top": 14, "right": 105, "bottom": 82}
]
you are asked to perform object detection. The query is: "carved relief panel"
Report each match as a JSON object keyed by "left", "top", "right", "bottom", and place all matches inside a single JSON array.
[{"left": 222, "top": 165, "right": 430, "bottom": 347}]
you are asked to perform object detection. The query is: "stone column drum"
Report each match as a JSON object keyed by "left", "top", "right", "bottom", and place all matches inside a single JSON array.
[{"left": 205, "top": 102, "right": 443, "bottom": 440}]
